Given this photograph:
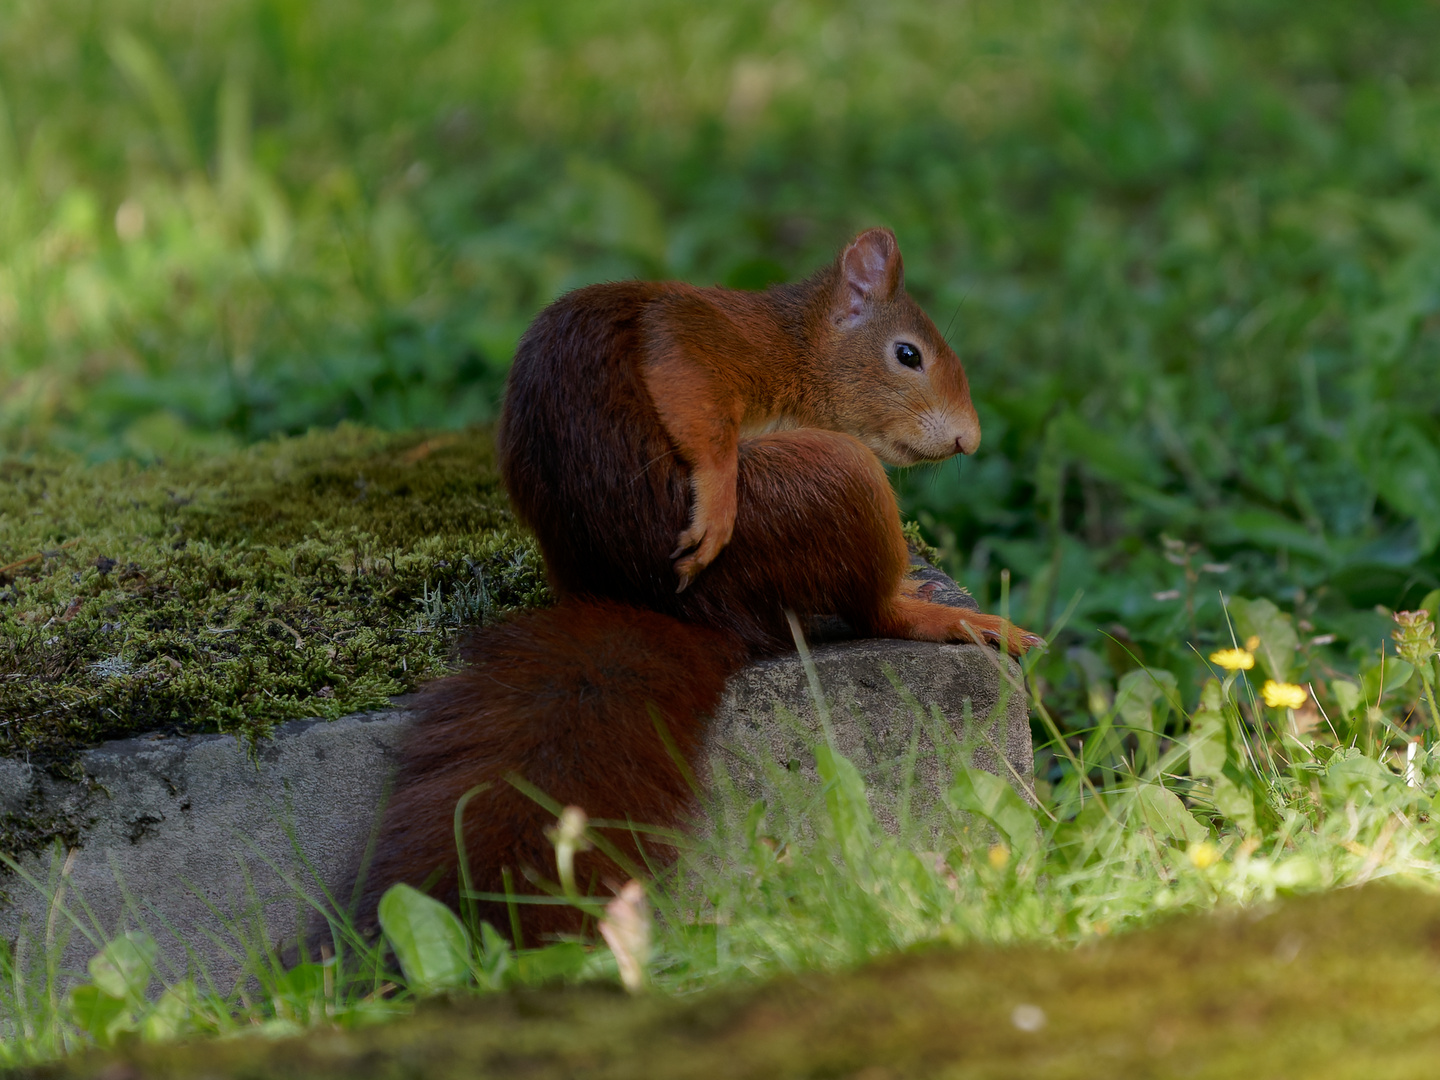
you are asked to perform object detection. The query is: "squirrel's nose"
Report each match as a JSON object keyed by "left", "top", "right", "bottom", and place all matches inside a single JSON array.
[{"left": 953, "top": 419, "right": 981, "bottom": 456}]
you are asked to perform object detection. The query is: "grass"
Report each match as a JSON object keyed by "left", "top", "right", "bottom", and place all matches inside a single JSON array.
[
  {"left": 20, "top": 888, "right": 1440, "bottom": 1079},
  {"left": 3, "top": 623, "right": 1440, "bottom": 1071},
  {"left": 5, "top": 0, "right": 1440, "bottom": 1069}
]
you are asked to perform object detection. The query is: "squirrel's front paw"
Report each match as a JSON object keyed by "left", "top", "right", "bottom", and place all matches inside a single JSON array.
[
  {"left": 961, "top": 613, "right": 1044, "bottom": 656},
  {"left": 671, "top": 522, "right": 728, "bottom": 592}
]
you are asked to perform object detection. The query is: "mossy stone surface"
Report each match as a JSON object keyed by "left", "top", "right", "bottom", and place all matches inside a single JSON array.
[
  {"left": 0, "top": 425, "right": 548, "bottom": 773},
  {"left": 26, "top": 884, "right": 1440, "bottom": 1079}
]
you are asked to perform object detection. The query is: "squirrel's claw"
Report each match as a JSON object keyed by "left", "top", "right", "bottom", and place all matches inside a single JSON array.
[
  {"left": 671, "top": 521, "right": 706, "bottom": 561},
  {"left": 672, "top": 546, "right": 713, "bottom": 592},
  {"left": 671, "top": 526, "right": 707, "bottom": 590},
  {"left": 1000, "top": 627, "right": 1045, "bottom": 656},
  {"left": 967, "top": 620, "right": 1044, "bottom": 657},
  {"left": 671, "top": 517, "right": 732, "bottom": 591}
]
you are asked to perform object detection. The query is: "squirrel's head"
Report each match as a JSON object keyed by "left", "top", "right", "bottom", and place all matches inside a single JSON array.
[{"left": 817, "top": 227, "right": 980, "bottom": 466}]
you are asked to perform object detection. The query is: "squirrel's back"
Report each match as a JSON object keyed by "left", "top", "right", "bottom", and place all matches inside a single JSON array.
[{"left": 499, "top": 281, "right": 688, "bottom": 616}]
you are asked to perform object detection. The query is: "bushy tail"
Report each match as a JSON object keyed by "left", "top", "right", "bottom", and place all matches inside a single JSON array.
[{"left": 353, "top": 599, "right": 748, "bottom": 942}]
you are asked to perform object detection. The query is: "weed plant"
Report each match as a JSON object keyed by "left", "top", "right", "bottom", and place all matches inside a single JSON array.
[{"left": 5, "top": 606, "right": 1440, "bottom": 1067}]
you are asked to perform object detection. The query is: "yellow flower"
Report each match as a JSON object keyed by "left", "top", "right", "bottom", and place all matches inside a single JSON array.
[
  {"left": 987, "top": 844, "right": 1011, "bottom": 870},
  {"left": 1245, "top": 635, "right": 1261, "bottom": 652},
  {"left": 1210, "top": 647, "right": 1255, "bottom": 671},
  {"left": 1262, "top": 680, "right": 1307, "bottom": 710},
  {"left": 1187, "top": 841, "right": 1221, "bottom": 870}
]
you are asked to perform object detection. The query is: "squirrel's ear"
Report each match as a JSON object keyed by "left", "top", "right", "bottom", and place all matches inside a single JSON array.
[{"left": 834, "top": 227, "right": 903, "bottom": 327}]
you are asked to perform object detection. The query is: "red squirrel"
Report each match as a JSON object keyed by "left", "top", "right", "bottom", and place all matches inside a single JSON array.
[{"left": 355, "top": 228, "right": 1040, "bottom": 941}]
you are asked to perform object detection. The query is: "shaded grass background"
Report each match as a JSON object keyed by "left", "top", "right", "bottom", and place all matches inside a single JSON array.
[{"left": 3, "top": 0, "right": 1440, "bottom": 764}]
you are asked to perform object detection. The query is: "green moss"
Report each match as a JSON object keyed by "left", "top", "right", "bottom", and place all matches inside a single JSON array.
[
  {"left": 0, "top": 426, "right": 549, "bottom": 770},
  {"left": 25, "top": 884, "right": 1440, "bottom": 1079},
  {"left": 899, "top": 520, "right": 942, "bottom": 567}
]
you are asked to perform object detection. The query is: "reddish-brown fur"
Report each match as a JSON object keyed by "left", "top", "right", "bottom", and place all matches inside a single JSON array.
[
  {"left": 358, "top": 228, "right": 1038, "bottom": 941},
  {"left": 356, "top": 602, "right": 746, "bottom": 940}
]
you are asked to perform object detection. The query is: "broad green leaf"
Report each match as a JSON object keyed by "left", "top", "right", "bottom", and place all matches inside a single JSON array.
[
  {"left": 1212, "top": 774, "right": 1257, "bottom": 834},
  {"left": 272, "top": 961, "right": 327, "bottom": 1006},
  {"left": 1331, "top": 679, "right": 1363, "bottom": 719},
  {"left": 515, "top": 941, "right": 591, "bottom": 985},
  {"left": 1187, "top": 687, "right": 1228, "bottom": 779},
  {"left": 1190, "top": 682, "right": 1258, "bottom": 834},
  {"left": 1323, "top": 753, "right": 1400, "bottom": 803},
  {"left": 66, "top": 985, "right": 129, "bottom": 1045},
  {"left": 1362, "top": 657, "right": 1413, "bottom": 705},
  {"left": 1188, "top": 727, "right": 1226, "bottom": 779},
  {"left": 476, "top": 921, "right": 514, "bottom": 990},
  {"left": 1115, "top": 668, "right": 1178, "bottom": 771},
  {"left": 88, "top": 931, "right": 157, "bottom": 1002},
  {"left": 1197, "top": 678, "right": 1224, "bottom": 715},
  {"left": 1135, "top": 784, "right": 1207, "bottom": 844},
  {"left": 950, "top": 767, "right": 1037, "bottom": 861},
  {"left": 1115, "top": 668, "right": 1178, "bottom": 731},
  {"left": 816, "top": 744, "right": 875, "bottom": 871},
  {"left": 378, "top": 883, "right": 472, "bottom": 996},
  {"left": 1422, "top": 589, "right": 1440, "bottom": 620},
  {"left": 140, "top": 983, "right": 195, "bottom": 1042},
  {"left": 1231, "top": 597, "right": 1298, "bottom": 682}
]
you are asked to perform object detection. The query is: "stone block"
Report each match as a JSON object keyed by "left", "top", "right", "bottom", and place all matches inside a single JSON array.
[
  {"left": 0, "top": 641, "right": 1031, "bottom": 984},
  {"left": 707, "top": 640, "right": 1032, "bottom": 833}
]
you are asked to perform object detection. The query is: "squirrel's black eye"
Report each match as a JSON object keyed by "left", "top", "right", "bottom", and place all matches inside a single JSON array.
[{"left": 894, "top": 342, "right": 922, "bottom": 369}]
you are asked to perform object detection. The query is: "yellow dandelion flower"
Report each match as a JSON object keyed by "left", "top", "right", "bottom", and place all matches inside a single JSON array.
[
  {"left": 987, "top": 844, "right": 1011, "bottom": 870},
  {"left": 1245, "top": 635, "right": 1261, "bottom": 652},
  {"left": 1187, "top": 841, "right": 1221, "bottom": 870},
  {"left": 1262, "top": 680, "right": 1307, "bottom": 710},
  {"left": 1209, "top": 647, "right": 1255, "bottom": 671}
]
